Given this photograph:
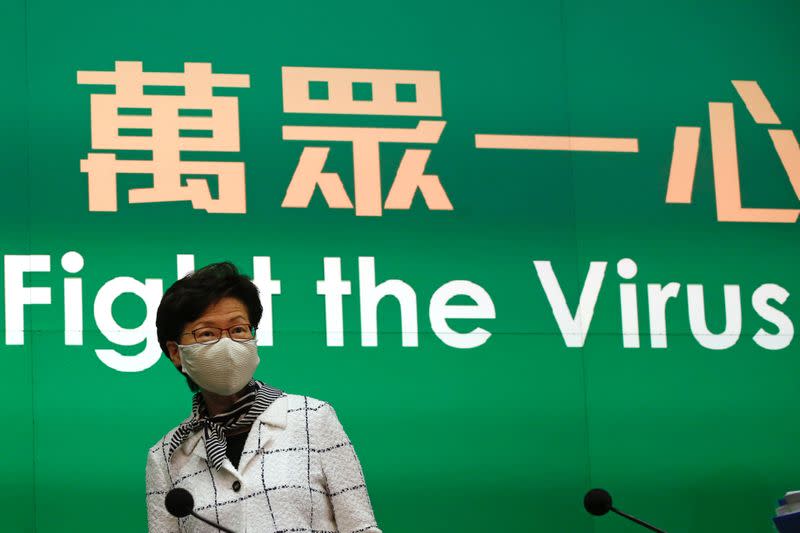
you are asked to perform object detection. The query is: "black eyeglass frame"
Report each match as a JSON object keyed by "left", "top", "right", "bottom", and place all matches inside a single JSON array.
[{"left": 178, "top": 324, "right": 258, "bottom": 345}]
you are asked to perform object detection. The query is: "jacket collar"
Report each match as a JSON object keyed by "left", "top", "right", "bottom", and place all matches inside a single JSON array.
[{"left": 180, "top": 394, "right": 288, "bottom": 464}]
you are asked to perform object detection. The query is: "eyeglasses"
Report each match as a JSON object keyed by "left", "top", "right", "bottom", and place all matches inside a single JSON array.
[{"left": 180, "top": 324, "right": 257, "bottom": 345}]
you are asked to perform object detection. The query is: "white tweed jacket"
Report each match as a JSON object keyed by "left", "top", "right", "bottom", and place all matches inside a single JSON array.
[{"left": 146, "top": 394, "right": 381, "bottom": 533}]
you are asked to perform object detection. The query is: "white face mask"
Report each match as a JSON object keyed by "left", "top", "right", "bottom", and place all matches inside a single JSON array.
[{"left": 178, "top": 337, "right": 260, "bottom": 396}]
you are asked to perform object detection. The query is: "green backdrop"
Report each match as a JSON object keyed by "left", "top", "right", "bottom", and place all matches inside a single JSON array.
[{"left": 2, "top": 0, "right": 799, "bottom": 531}]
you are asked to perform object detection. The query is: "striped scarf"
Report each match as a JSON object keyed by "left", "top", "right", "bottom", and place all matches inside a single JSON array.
[{"left": 168, "top": 380, "right": 284, "bottom": 471}]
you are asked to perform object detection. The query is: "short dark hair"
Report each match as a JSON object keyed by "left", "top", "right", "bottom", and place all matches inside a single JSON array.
[{"left": 156, "top": 261, "right": 263, "bottom": 392}]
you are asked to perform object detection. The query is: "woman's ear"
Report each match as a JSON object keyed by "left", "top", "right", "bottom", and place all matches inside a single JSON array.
[{"left": 165, "top": 341, "right": 182, "bottom": 370}]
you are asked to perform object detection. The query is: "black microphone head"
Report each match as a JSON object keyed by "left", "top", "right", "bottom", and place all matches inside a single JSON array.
[
  {"left": 165, "top": 487, "right": 194, "bottom": 518},
  {"left": 584, "top": 488, "right": 613, "bottom": 516}
]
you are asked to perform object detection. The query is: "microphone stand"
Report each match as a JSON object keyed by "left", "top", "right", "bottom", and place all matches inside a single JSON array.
[
  {"left": 190, "top": 510, "right": 236, "bottom": 533},
  {"left": 612, "top": 507, "right": 667, "bottom": 533}
]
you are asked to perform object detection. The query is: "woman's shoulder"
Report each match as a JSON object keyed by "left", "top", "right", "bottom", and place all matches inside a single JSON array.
[
  {"left": 281, "top": 393, "right": 349, "bottom": 433},
  {"left": 146, "top": 414, "right": 192, "bottom": 459},
  {"left": 282, "top": 392, "right": 333, "bottom": 413},
  {"left": 145, "top": 392, "right": 342, "bottom": 458}
]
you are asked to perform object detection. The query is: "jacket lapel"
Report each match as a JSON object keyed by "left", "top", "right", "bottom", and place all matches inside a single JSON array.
[
  {"left": 236, "top": 395, "right": 288, "bottom": 473},
  {"left": 184, "top": 430, "right": 206, "bottom": 460},
  {"left": 182, "top": 395, "right": 288, "bottom": 475}
]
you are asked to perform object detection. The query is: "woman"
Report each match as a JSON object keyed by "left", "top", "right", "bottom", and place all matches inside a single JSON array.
[{"left": 146, "top": 262, "right": 381, "bottom": 532}]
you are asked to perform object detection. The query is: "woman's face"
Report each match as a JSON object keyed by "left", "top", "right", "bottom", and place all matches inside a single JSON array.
[{"left": 165, "top": 296, "right": 251, "bottom": 371}]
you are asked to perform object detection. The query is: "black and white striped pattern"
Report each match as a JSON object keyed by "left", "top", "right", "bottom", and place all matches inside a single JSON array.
[{"left": 167, "top": 380, "right": 284, "bottom": 470}]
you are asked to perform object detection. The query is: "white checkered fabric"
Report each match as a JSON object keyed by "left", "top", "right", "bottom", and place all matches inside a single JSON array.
[{"left": 146, "top": 394, "right": 381, "bottom": 533}]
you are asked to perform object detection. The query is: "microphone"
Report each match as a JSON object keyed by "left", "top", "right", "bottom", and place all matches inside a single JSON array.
[
  {"left": 584, "top": 488, "right": 667, "bottom": 533},
  {"left": 165, "top": 487, "right": 237, "bottom": 533}
]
